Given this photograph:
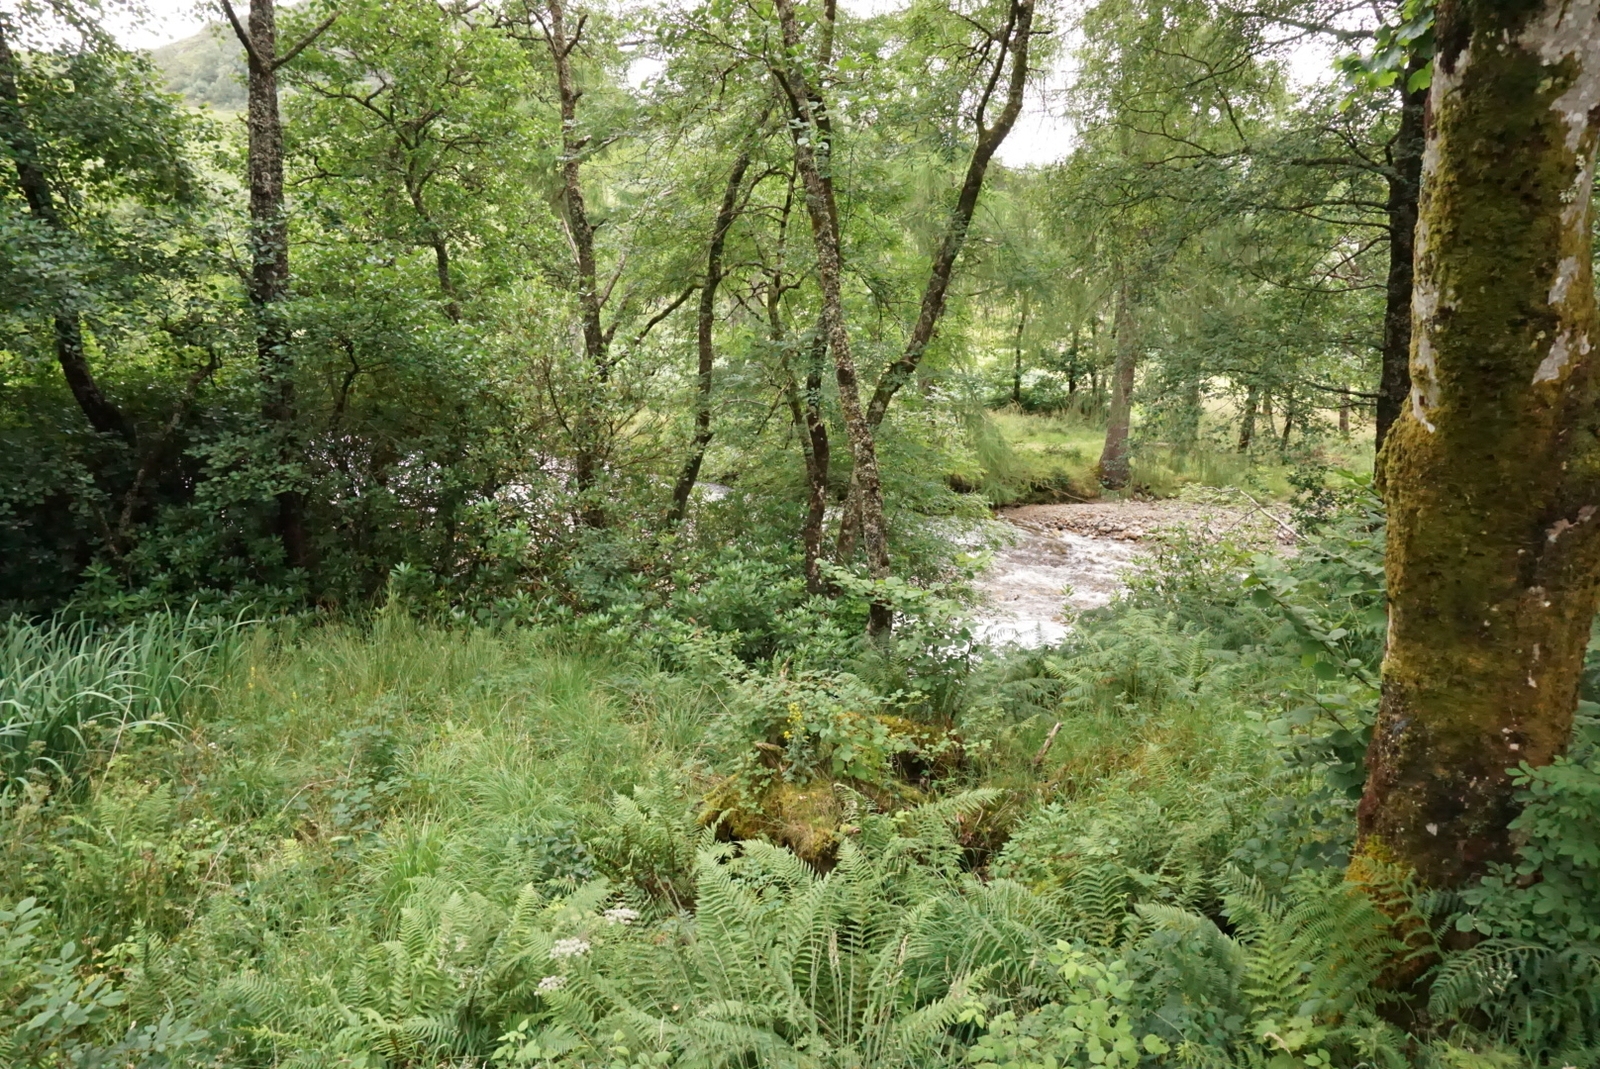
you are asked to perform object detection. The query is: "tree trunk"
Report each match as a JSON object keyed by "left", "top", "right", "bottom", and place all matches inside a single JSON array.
[
  {"left": 863, "top": 0, "right": 1034, "bottom": 429},
  {"left": 770, "top": 0, "right": 893, "bottom": 634},
  {"left": 669, "top": 140, "right": 755, "bottom": 525},
  {"left": 1355, "top": 0, "right": 1600, "bottom": 890},
  {"left": 799, "top": 327, "right": 832, "bottom": 595},
  {"left": 1339, "top": 395, "right": 1351, "bottom": 437},
  {"left": 406, "top": 179, "right": 461, "bottom": 323},
  {"left": 227, "top": 0, "right": 322, "bottom": 571},
  {"left": 1011, "top": 293, "right": 1028, "bottom": 406},
  {"left": 541, "top": 0, "right": 610, "bottom": 528},
  {"left": 1097, "top": 278, "right": 1138, "bottom": 489},
  {"left": 1374, "top": 58, "right": 1428, "bottom": 459},
  {"left": 1177, "top": 377, "right": 1201, "bottom": 453},
  {"left": 783, "top": 309, "right": 832, "bottom": 596},
  {"left": 1279, "top": 389, "right": 1296, "bottom": 452},
  {"left": 1067, "top": 325, "right": 1080, "bottom": 396},
  {"left": 0, "top": 17, "right": 134, "bottom": 444},
  {"left": 1237, "top": 383, "right": 1258, "bottom": 451}
]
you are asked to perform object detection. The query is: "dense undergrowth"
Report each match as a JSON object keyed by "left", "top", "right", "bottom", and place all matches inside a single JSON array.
[{"left": 2, "top": 496, "right": 1598, "bottom": 1068}]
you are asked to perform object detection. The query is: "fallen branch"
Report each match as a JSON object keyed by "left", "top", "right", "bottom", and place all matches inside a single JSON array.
[
  {"left": 1222, "top": 486, "right": 1299, "bottom": 542},
  {"left": 1031, "top": 721, "right": 1062, "bottom": 768}
]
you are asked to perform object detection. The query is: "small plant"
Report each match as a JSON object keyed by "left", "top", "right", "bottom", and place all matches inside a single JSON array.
[
  {"left": 0, "top": 612, "right": 241, "bottom": 793},
  {"left": 964, "top": 945, "right": 1170, "bottom": 1069}
]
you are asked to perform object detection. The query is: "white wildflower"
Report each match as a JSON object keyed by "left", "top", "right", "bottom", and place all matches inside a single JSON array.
[
  {"left": 537, "top": 975, "right": 567, "bottom": 993},
  {"left": 549, "top": 937, "right": 590, "bottom": 960},
  {"left": 602, "top": 907, "right": 640, "bottom": 926}
]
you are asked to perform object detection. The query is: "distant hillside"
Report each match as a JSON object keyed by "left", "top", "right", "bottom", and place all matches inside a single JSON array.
[{"left": 149, "top": 23, "right": 245, "bottom": 111}]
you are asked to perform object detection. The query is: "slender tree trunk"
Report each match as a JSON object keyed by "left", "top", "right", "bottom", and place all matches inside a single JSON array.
[
  {"left": 406, "top": 180, "right": 461, "bottom": 322},
  {"left": 864, "top": 0, "right": 1034, "bottom": 429},
  {"left": 799, "top": 327, "right": 832, "bottom": 594},
  {"left": 770, "top": 0, "right": 893, "bottom": 634},
  {"left": 227, "top": 0, "right": 326, "bottom": 571},
  {"left": 428, "top": 233, "right": 459, "bottom": 321},
  {"left": 1374, "top": 58, "right": 1427, "bottom": 459},
  {"left": 0, "top": 18, "right": 134, "bottom": 444},
  {"left": 1339, "top": 395, "right": 1351, "bottom": 437},
  {"left": 1355, "top": 0, "right": 1600, "bottom": 890},
  {"left": 1177, "top": 377, "right": 1201, "bottom": 453},
  {"left": 763, "top": 180, "right": 834, "bottom": 595},
  {"left": 1087, "top": 318, "right": 1100, "bottom": 407},
  {"left": 789, "top": 0, "right": 1030, "bottom": 625},
  {"left": 540, "top": 0, "right": 610, "bottom": 528},
  {"left": 783, "top": 308, "right": 832, "bottom": 596},
  {"left": 1279, "top": 389, "right": 1296, "bottom": 452},
  {"left": 1011, "top": 293, "right": 1028, "bottom": 406},
  {"left": 1067, "top": 325, "right": 1080, "bottom": 396},
  {"left": 669, "top": 140, "right": 755, "bottom": 525},
  {"left": 1237, "top": 383, "right": 1258, "bottom": 451},
  {"left": 1098, "top": 278, "right": 1138, "bottom": 489}
]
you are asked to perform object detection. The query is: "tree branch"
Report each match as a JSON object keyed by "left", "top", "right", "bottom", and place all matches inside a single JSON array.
[
  {"left": 219, "top": 0, "right": 266, "bottom": 69},
  {"left": 274, "top": 12, "right": 339, "bottom": 71}
]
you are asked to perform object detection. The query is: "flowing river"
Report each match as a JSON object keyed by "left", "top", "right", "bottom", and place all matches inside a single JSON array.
[{"left": 969, "top": 499, "right": 1288, "bottom": 646}]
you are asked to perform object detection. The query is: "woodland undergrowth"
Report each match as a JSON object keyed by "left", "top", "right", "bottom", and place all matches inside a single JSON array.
[{"left": 2, "top": 495, "right": 1598, "bottom": 1068}]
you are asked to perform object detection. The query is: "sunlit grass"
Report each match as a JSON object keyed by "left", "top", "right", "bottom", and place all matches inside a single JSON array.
[{"left": 982, "top": 405, "right": 1375, "bottom": 502}]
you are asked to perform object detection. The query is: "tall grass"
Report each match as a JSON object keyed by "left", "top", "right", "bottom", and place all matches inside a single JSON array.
[{"left": 0, "top": 611, "right": 243, "bottom": 791}]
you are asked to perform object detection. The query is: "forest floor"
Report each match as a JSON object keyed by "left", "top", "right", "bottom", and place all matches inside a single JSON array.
[{"left": 972, "top": 497, "right": 1293, "bottom": 644}]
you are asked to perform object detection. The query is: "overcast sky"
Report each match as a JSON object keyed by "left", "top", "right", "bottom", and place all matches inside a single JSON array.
[{"left": 109, "top": 0, "right": 1341, "bottom": 168}]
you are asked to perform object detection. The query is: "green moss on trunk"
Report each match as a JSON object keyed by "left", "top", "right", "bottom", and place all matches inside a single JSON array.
[{"left": 1357, "top": 0, "right": 1600, "bottom": 889}]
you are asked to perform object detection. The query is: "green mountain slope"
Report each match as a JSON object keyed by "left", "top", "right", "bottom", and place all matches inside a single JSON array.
[{"left": 149, "top": 23, "right": 244, "bottom": 111}]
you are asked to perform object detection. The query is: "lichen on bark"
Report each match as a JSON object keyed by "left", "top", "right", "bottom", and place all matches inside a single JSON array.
[{"left": 1357, "top": 0, "right": 1600, "bottom": 890}]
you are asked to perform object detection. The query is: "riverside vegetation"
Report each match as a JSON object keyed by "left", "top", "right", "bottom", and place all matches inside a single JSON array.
[
  {"left": 3, "top": 491, "right": 1600, "bottom": 1067},
  {"left": 4, "top": 0, "right": 1600, "bottom": 1066}
]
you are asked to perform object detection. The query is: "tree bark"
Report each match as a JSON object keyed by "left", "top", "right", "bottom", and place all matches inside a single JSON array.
[
  {"left": 224, "top": 0, "right": 332, "bottom": 572},
  {"left": 0, "top": 17, "right": 135, "bottom": 444},
  {"left": 769, "top": 0, "right": 894, "bottom": 634},
  {"left": 798, "top": 321, "right": 832, "bottom": 594},
  {"left": 1237, "top": 383, "right": 1258, "bottom": 451},
  {"left": 1355, "top": 0, "right": 1600, "bottom": 890},
  {"left": 1011, "top": 293, "right": 1029, "bottom": 406},
  {"left": 405, "top": 179, "right": 461, "bottom": 322},
  {"left": 1066, "top": 324, "right": 1080, "bottom": 396},
  {"left": 777, "top": 301, "right": 833, "bottom": 596},
  {"left": 864, "top": 0, "right": 1034, "bottom": 429},
  {"left": 1177, "top": 376, "right": 1201, "bottom": 453},
  {"left": 1374, "top": 56, "right": 1428, "bottom": 458},
  {"left": 1098, "top": 277, "right": 1138, "bottom": 489},
  {"left": 668, "top": 139, "right": 755, "bottom": 525},
  {"left": 535, "top": 0, "right": 610, "bottom": 528}
]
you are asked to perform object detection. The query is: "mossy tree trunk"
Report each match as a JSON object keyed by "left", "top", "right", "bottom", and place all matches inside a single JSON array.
[
  {"left": 1356, "top": 0, "right": 1600, "bottom": 889},
  {"left": 1374, "top": 56, "right": 1428, "bottom": 457},
  {"left": 770, "top": 0, "right": 895, "bottom": 634},
  {"left": 668, "top": 136, "right": 757, "bottom": 526}
]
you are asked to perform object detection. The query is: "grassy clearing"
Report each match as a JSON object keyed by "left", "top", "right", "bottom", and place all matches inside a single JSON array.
[{"left": 978, "top": 407, "right": 1374, "bottom": 503}]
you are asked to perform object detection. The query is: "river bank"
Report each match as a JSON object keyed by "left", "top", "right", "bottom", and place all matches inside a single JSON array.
[{"left": 972, "top": 496, "right": 1293, "bottom": 646}]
